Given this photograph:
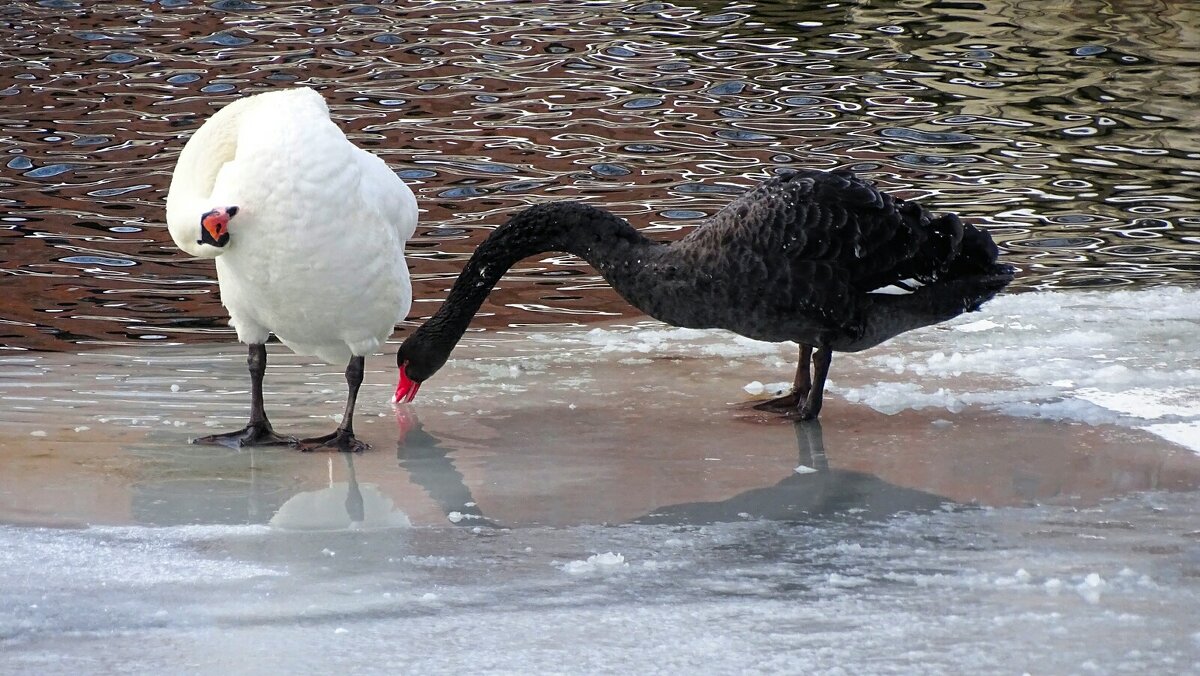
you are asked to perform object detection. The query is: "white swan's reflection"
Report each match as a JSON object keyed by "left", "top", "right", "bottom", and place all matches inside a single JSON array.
[{"left": 269, "top": 455, "right": 411, "bottom": 531}]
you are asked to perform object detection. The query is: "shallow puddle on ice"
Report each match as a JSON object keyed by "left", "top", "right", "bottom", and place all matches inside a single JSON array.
[{"left": 3, "top": 289, "right": 1200, "bottom": 530}]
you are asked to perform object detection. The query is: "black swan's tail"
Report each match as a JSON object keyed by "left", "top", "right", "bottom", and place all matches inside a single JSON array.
[
  {"left": 855, "top": 263, "right": 1013, "bottom": 351},
  {"left": 898, "top": 205, "right": 1003, "bottom": 281},
  {"left": 852, "top": 214, "right": 1015, "bottom": 351},
  {"left": 926, "top": 211, "right": 1015, "bottom": 312}
]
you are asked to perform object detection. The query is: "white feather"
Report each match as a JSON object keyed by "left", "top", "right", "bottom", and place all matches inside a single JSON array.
[
  {"left": 869, "top": 278, "right": 925, "bottom": 296},
  {"left": 166, "top": 87, "right": 416, "bottom": 365}
]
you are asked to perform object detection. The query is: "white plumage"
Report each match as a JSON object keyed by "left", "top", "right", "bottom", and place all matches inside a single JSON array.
[
  {"left": 167, "top": 87, "right": 416, "bottom": 363},
  {"left": 166, "top": 87, "right": 416, "bottom": 451}
]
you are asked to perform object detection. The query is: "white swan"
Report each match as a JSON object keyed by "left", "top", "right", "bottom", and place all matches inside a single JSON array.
[{"left": 166, "top": 87, "right": 417, "bottom": 452}]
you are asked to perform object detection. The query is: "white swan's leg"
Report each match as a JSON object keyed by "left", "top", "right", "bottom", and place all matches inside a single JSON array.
[
  {"left": 298, "top": 355, "right": 369, "bottom": 453},
  {"left": 192, "top": 343, "right": 298, "bottom": 448}
]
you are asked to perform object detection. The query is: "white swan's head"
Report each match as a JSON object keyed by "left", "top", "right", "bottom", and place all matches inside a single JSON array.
[
  {"left": 199, "top": 205, "right": 238, "bottom": 249},
  {"left": 170, "top": 204, "right": 239, "bottom": 258}
]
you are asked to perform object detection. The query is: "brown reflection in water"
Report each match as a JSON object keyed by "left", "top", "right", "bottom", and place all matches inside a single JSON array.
[
  {"left": 1, "top": 1, "right": 1197, "bottom": 352},
  {"left": 3, "top": 400, "right": 1197, "bottom": 528}
]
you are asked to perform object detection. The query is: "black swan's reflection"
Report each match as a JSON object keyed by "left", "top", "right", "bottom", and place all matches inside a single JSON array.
[
  {"left": 396, "top": 420, "right": 501, "bottom": 528},
  {"left": 633, "top": 421, "right": 949, "bottom": 525}
]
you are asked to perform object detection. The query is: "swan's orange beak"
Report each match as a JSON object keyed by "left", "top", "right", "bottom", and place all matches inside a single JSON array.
[
  {"left": 394, "top": 364, "right": 421, "bottom": 404},
  {"left": 199, "top": 206, "right": 237, "bottom": 247}
]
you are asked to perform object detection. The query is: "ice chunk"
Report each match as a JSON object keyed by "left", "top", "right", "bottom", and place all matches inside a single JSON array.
[
  {"left": 953, "top": 319, "right": 1001, "bottom": 333},
  {"left": 561, "top": 552, "right": 628, "bottom": 574}
]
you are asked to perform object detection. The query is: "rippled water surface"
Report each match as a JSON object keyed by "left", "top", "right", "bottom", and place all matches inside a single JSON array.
[{"left": 1, "top": 0, "right": 1197, "bottom": 350}]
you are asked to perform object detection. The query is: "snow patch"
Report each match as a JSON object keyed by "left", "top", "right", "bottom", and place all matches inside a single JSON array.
[{"left": 1143, "top": 422, "right": 1200, "bottom": 455}]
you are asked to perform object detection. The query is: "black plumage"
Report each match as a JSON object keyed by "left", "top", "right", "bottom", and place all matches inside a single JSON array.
[{"left": 396, "top": 169, "right": 1015, "bottom": 419}]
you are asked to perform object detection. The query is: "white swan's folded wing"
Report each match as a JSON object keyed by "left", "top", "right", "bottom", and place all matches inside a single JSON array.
[{"left": 355, "top": 147, "right": 418, "bottom": 245}]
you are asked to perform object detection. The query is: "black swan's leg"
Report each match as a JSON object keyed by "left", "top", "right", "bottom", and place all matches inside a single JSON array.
[
  {"left": 753, "top": 344, "right": 813, "bottom": 412},
  {"left": 791, "top": 347, "right": 832, "bottom": 421},
  {"left": 193, "top": 343, "right": 297, "bottom": 448},
  {"left": 299, "top": 355, "right": 369, "bottom": 453},
  {"left": 794, "top": 344, "right": 813, "bottom": 400}
]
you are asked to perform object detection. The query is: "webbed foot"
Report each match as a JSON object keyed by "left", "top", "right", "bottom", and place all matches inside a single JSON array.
[
  {"left": 297, "top": 429, "right": 369, "bottom": 453},
  {"left": 751, "top": 390, "right": 809, "bottom": 413},
  {"left": 192, "top": 421, "right": 297, "bottom": 449},
  {"left": 784, "top": 401, "right": 822, "bottom": 421}
]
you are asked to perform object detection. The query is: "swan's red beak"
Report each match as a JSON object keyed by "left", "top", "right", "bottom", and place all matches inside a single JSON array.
[
  {"left": 394, "top": 365, "right": 421, "bottom": 404},
  {"left": 199, "top": 206, "right": 236, "bottom": 247}
]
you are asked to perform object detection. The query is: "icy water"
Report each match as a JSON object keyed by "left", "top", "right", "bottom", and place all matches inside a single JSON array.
[
  {"left": 1, "top": 0, "right": 1198, "bottom": 350},
  {"left": 2, "top": 1, "right": 1200, "bottom": 673}
]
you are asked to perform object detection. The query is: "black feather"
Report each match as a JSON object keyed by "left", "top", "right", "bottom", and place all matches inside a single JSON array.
[{"left": 397, "top": 169, "right": 1016, "bottom": 417}]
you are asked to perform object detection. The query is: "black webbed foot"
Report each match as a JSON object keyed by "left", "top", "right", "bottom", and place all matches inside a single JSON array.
[
  {"left": 751, "top": 390, "right": 810, "bottom": 413},
  {"left": 298, "top": 428, "right": 369, "bottom": 453},
  {"left": 783, "top": 400, "right": 822, "bottom": 421},
  {"left": 192, "top": 420, "right": 297, "bottom": 449}
]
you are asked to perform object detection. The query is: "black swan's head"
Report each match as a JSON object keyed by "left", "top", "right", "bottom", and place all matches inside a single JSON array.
[{"left": 394, "top": 331, "right": 448, "bottom": 403}]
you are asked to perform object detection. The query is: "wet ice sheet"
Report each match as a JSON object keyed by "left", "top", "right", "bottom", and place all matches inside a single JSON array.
[
  {"left": 3, "top": 289, "right": 1200, "bottom": 529},
  {"left": 2, "top": 288, "right": 1200, "bottom": 672}
]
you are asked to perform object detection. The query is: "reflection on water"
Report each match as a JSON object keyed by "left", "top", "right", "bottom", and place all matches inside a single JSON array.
[
  {"left": 4, "top": 325, "right": 1199, "bottom": 529},
  {"left": 1, "top": 0, "right": 1197, "bottom": 351},
  {"left": 267, "top": 455, "right": 413, "bottom": 530},
  {"left": 635, "top": 421, "right": 951, "bottom": 525}
]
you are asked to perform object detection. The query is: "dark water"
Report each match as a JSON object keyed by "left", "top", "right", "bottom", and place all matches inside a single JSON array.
[{"left": 1, "top": 0, "right": 1197, "bottom": 351}]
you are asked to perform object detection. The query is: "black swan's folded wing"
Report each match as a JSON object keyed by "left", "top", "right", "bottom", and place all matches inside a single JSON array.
[{"left": 675, "top": 169, "right": 1010, "bottom": 341}]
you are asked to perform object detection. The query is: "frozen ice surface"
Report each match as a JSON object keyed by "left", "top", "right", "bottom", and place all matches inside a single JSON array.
[
  {"left": 2, "top": 494, "right": 1199, "bottom": 674},
  {"left": 2, "top": 288, "right": 1200, "bottom": 673}
]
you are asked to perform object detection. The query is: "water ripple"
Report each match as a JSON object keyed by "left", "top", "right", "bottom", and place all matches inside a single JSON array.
[{"left": 1, "top": 0, "right": 1197, "bottom": 350}]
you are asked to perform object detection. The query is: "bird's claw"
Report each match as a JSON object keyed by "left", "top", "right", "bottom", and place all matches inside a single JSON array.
[
  {"left": 750, "top": 388, "right": 814, "bottom": 413},
  {"left": 297, "top": 429, "right": 369, "bottom": 453},
  {"left": 783, "top": 405, "right": 820, "bottom": 421},
  {"left": 192, "top": 421, "right": 297, "bottom": 449}
]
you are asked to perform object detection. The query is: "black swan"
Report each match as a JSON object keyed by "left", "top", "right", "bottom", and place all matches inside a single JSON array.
[{"left": 394, "top": 169, "right": 1014, "bottom": 419}]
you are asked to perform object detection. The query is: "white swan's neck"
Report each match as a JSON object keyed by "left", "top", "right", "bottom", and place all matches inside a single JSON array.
[{"left": 165, "top": 96, "right": 249, "bottom": 258}]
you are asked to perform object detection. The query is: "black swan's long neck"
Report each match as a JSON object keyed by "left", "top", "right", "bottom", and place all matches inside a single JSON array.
[{"left": 409, "top": 202, "right": 669, "bottom": 373}]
